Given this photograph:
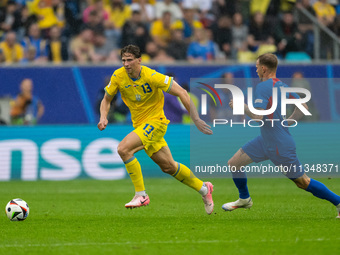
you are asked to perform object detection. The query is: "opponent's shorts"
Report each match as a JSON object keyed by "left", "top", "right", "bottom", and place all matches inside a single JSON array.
[
  {"left": 133, "top": 118, "right": 170, "bottom": 157},
  {"left": 242, "top": 136, "right": 304, "bottom": 179}
]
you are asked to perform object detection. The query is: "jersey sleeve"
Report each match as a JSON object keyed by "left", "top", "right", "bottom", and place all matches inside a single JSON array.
[
  {"left": 104, "top": 73, "right": 119, "bottom": 97},
  {"left": 253, "top": 83, "right": 269, "bottom": 109},
  {"left": 150, "top": 71, "right": 173, "bottom": 93}
]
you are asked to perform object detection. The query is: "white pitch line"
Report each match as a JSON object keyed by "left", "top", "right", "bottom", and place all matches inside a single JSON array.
[
  {"left": 1, "top": 238, "right": 339, "bottom": 248},
  {"left": 1, "top": 240, "right": 223, "bottom": 248}
]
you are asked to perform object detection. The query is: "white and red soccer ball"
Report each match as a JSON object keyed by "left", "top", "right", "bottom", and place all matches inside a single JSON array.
[{"left": 5, "top": 199, "right": 29, "bottom": 221}]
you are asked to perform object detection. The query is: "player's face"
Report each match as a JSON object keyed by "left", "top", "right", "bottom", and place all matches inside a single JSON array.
[
  {"left": 122, "top": 53, "right": 141, "bottom": 76},
  {"left": 256, "top": 59, "right": 264, "bottom": 81}
]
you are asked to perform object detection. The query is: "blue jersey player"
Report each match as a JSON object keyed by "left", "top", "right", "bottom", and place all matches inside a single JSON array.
[{"left": 222, "top": 53, "right": 340, "bottom": 218}]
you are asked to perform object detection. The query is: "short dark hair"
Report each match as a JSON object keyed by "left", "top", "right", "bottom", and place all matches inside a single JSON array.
[
  {"left": 121, "top": 45, "right": 141, "bottom": 59},
  {"left": 257, "top": 53, "right": 278, "bottom": 72}
]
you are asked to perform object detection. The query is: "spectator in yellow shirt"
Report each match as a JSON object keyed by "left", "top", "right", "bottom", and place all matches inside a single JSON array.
[
  {"left": 27, "top": 0, "right": 58, "bottom": 37},
  {"left": 70, "top": 27, "right": 100, "bottom": 63},
  {"left": 313, "top": 0, "right": 336, "bottom": 58},
  {"left": 313, "top": 0, "right": 336, "bottom": 28},
  {"left": 107, "top": 0, "right": 132, "bottom": 29},
  {"left": 46, "top": 25, "right": 68, "bottom": 63},
  {"left": 171, "top": 8, "right": 203, "bottom": 42},
  {"left": 150, "top": 11, "right": 172, "bottom": 48},
  {"left": 0, "top": 31, "right": 24, "bottom": 63}
]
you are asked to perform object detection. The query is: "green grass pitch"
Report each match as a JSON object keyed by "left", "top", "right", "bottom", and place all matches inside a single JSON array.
[{"left": 1, "top": 177, "right": 340, "bottom": 255}]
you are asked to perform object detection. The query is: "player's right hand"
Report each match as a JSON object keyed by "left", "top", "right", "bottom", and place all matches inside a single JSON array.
[
  {"left": 194, "top": 118, "right": 213, "bottom": 135},
  {"left": 97, "top": 118, "right": 108, "bottom": 131}
]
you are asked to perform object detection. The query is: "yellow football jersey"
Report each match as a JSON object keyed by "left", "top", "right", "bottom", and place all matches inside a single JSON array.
[{"left": 105, "top": 66, "right": 173, "bottom": 128}]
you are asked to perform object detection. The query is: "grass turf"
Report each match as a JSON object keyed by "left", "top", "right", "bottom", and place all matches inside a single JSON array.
[{"left": 1, "top": 177, "right": 339, "bottom": 255}]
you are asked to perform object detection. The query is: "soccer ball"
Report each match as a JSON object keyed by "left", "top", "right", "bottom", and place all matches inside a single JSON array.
[{"left": 5, "top": 199, "right": 29, "bottom": 221}]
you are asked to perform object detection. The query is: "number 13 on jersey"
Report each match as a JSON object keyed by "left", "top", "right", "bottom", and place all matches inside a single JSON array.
[{"left": 141, "top": 83, "right": 152, "bottom": 93}]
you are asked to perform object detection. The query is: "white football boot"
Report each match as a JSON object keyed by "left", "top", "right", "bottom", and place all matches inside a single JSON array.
[
  {"left": 125, "top": 194, "right": 150, "bottom": 209},
  {"left": 222, "top": 197, "right": 253, "bottom": 211}
]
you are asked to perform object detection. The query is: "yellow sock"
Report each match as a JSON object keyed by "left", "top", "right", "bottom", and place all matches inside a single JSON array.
[
  {"left": 124, "top": 157, "right": 145, "bottom": 192},
  {"left": 172, "top": 163, "right": 203, "bottom": 192}
]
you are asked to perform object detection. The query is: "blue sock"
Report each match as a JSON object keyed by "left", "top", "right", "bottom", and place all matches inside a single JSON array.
[
  {"left": 232, "top": 171, "right": 250, "bottom": 199},
  {"left": 306, "top": 179, "right": 340, "bottom": 206}
]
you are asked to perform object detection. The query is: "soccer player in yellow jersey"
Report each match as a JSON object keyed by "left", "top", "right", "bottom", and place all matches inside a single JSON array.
[{"left": 98, "top": 45, "right": 214, "bottom": 214}]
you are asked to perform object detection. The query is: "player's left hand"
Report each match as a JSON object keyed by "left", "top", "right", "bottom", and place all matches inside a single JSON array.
[{"left": 194, "top": 118, "right": 213, "bottom": 135}]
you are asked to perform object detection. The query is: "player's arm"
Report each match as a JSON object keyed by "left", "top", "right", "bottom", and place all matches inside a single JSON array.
[
  {"left": 168, "top": 80, "right": 212, "bottom": 135},
  {"left": 244, "top": 103, "right": 263, "bottom": 120},
  {"left": 37, "top": 100, "right": 44, "bottom": 120},
  {"left": 286, "top": 103, "right": 308, "bottom": 125},
  {"left": 229, "top": 99, "right": 263, "bottom": 121},
  {"left": 98, "top": 93, "right": 113, "bottom": 131}
]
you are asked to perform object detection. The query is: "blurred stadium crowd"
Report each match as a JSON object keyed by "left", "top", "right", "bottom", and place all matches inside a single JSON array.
[{"left": 0, "top": 0, "right": 339, "bottom": 64}]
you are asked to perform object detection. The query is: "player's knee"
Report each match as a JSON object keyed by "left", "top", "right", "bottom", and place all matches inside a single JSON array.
[
  {"left": 295, "top": 182, "right": 307, "bottom": 190},
  {"left": 160, "top": 161, "right": 177, "bottom": 175},
  {"left": 294, "top": 177, "right": 310, "bottom": 190},
  {"left": 227, "top": 158, "right": 233, "bottom": 167},
  {"left": 228, "top": 158, "right": 239, "bottom": 170},
  {"left": 117, "top": 144, "right": 130, "bottom": 159}
]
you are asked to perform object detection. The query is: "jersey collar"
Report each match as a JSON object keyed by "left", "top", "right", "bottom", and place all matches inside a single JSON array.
[{"left": 129, "top": 66, "right": 142, "bottom": 82}]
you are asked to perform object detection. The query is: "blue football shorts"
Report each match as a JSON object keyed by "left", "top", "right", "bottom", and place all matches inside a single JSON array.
[{"left": 242, "top": 136, "right": 305, "bottom": 179}]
